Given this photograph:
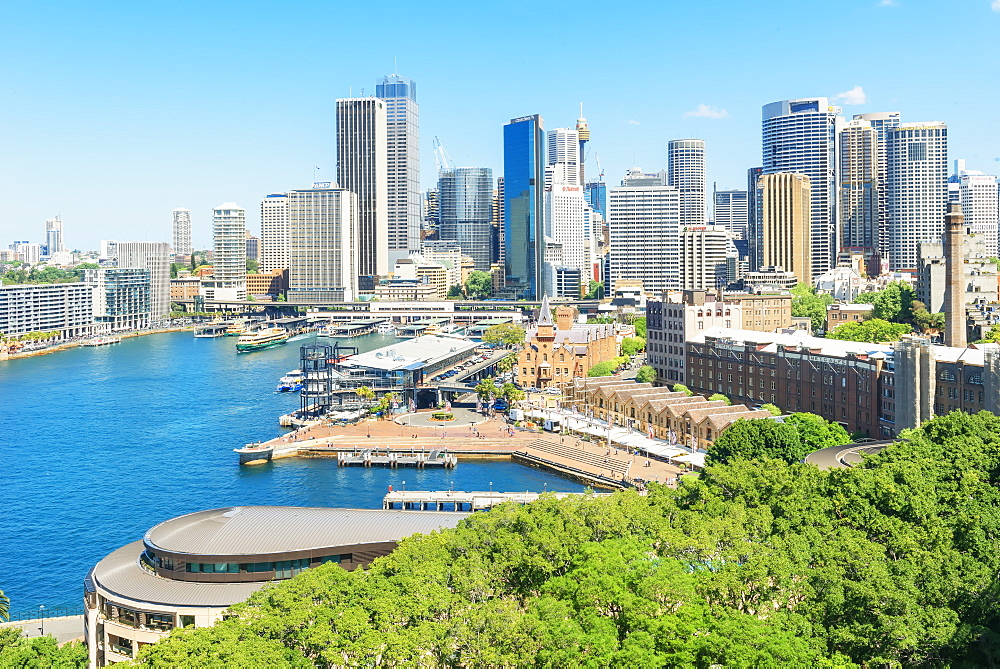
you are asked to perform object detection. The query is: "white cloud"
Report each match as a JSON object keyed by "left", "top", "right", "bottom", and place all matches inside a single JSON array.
[
  {"left": 879, "top": 0, "right": 898, "bottom": 6},
  {"left": 992, "top": 0, "right": 1000, "bottom": 11},
  {"left": 683, "top": 104, "right": 729, "bottom": 119},
  {"left": 833, "top": 85, "right": 867, "bottom": 105},
  {"left": 627, "top": 119, "right": 641, "bottom": 125}
]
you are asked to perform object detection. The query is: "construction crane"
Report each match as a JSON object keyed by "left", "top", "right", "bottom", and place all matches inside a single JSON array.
[
  {"left": 593, "top": 150, "right": 605, "bottom": 181},
  {"left": 432, "top": 137, "right": 455, "bottom": 173}
]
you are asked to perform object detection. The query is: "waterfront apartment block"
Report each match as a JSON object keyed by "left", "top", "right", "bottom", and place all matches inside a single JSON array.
[
  {"left": 201, "top": 204, "right": 247, "bottom": 302},
  {"left": 0, "top": 282, "right": 99, "bottom": 340},
  {"left": 84, "top": 268, "right": 151, "bottom": 331},
  {"left": 116, "top": 241, "right": 171, "bottom": 318},
  {"left": 171, "top": 208, "right": 192, "bottom": 257},
  {"left": 84, "top": 506, "right": 466, "bottom": 666}
]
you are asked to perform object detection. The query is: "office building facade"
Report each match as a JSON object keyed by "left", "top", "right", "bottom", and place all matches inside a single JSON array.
[
  {"left": 0, "top": 283, "right": 98, "bottom": 340},
  {"left": 762, "top": 98, "right": 841, "bottom": 278},
  {"left": 853, "top": 112, "right": 901, "bottom": 258},
  {"left": 607, "top": 183, "right": 681, "bottom": 295},
  {"left": 117, "top": 241, "right": 171, "bottom": 317},
  {"left": 679, "top": 226, "right": 728, "bottom": 291},
  {"left": 503, "top": 114, "right": 545, "bottom": 299},
  {"left": 260, "top": 193, "right": 289, "bottom": 273},
  {"left": 437, "top": 167, "right": 493, "bottom": 271},
  {"left": 838, "top": 119, "right": 879, "bottom": 251},
  {"left": 886, "top": 122, "right": 948, "bottom": 271},
  {"left": 45, "top": 218, "right": 64, "bottom": 255},
  {"left": 286, "top": 186, "right": 360, "bottom": 303},
  {"left": 376, "top": 74, "right": 421, "bottom": 262},
  {"left": 337, "top": 97, "right": 389, "bottom": 281},
  {"left": 960, "top": 172, "right": 999, "bottom": 256},
  {"left": 713, "top": 189, "right": 748, "bottom": 240},
  {"left": 759, "top": 172, "right": 812, "bottom": 285},
  {"left": 667, "top": 139, "right": 706, "bottom": 227},
  {"left": 201, "top": 204, "right": 246, "bottom": 302},
  {"left": 171, "top": 209, "right": 192, "bottom": 256}
]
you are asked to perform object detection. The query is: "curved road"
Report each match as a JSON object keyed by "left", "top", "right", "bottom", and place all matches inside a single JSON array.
[{"left": 805, "top": 440, "right": 895, "bottom": 470}]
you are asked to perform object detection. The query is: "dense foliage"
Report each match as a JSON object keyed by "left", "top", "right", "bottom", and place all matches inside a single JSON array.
[
  {"left": 790, "top": 283, "right": 834, "bottom": 332},
  {"left": 620, "top": 336, "right": 646, "bottom": 357},
  {"left": 482, "top": 323, "right": 526, "bottom": 348},
  {"left": 133, "top": 410, "right": 1000, "bottom": 667},
  {"left": 1, "top": 263, "right": 99, "bottom": 286},
  {"left": 586, "top": 360, "right": 615, "bottom": 377},
  {"left": 463, "top": 271, "right": 492, "bottom": 300},
  {"left": 826, "top": 318, "right": 912, "bottom": 343},
  {"left": 0, "top": 628, "right": 87, "bottom": 667},
  {"left": 709, "top": 413, "right": 852, "bottom": 466},
  {"left": 635, "top": 365, "right": 656, "bottom": 383},
  {"left": 852, "top": 280, "right": 915, "bottom": 323}
]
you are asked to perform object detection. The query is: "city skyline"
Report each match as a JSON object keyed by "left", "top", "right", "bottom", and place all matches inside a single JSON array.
[{"left": 2, "top": 1, "right": 999, "bottom": 249}]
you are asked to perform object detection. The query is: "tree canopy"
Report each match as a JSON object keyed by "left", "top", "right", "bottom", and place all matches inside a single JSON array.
[
  {"left": 826, "top": 318, "right": 912, "bottom": 343},
  {"left": 672, "top": 383, "right": 694, "bottom": 396},
  {"left": 790, "top": 283, "right": 834, "bottom": 332},
  {"left": 708, "top": 393, "right": 731, "bottom": 405},
  {"left": 0, "top": 627, "right": 87, "bottom": 667},
  {"left": 632, "top": 316, "right": 647, "bottom": 339},
  {"left": 784, "top": 412, "right": 852, "bottom": 450},
  {"left": 707, "top": 417, "right": 806, "bottom": 465},
  {"left": 135, "top": 410, "right": 1000, "bottom": 668},
  {"left": 852, "top": 280, "right": 915, "bottom": 323},
  {"left": 620, "top": 336, "right": 645, "bottom": 357},
  {"left": 463, "top": 271, "right": 492, "bottom": 300},
  {"left": 635, "top": 365, "right": 656, "bottom": 384},
  {"left": 482, "top": 323, "right": 525, "bottom": 348},
  {"left": 587, "top": 361, "right": 615, "bottom": 377}
]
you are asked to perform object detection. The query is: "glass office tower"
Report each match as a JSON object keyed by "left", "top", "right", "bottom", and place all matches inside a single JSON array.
[
  {"left": 503, "top": 115, "right": 545, "bottom": 299},
  {"left": 438, "top": 167, "right": 494, "bottom": 271}
]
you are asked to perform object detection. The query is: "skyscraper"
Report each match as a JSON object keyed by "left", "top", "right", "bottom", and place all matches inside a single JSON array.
[
  {"left": 713, "top": 189, "right": 749, "bottom": 240},
  {"left": 886, "top": 122, "right": 948, "bottom": 271},
  {"left": 117, "top": 241, "right": 171, "bottom": 317},
  {"left": 607, "top": 181, "right": 681, "bottom": 295},
  {"left": 746, "top": 167, "right": 763, "bottom": 268},
  {"left": 679, "top": 225, "right": 728, "bottom": 290},
  {"left": 575, "top": 105, "right": 589, "bottom": 186},
  {"left": 838, "top": 119, "right": 879, "bottom": 250},
  {"left": 585, "top": 181, "right": 606, "bottom": 217},
  {"left": 667, "top": 139, "right": 706, "bottom": 227},
  {"left": 853, "top": 112, "right": 900, "bottom": 258},
  {"left": 259, "top": 194, "right": 288, "bottom": 273},
  {"left": 437, "top": 167, "right": 494, "bottom": 271},
  {"left": 245, "top": 232, "right": 259, "bottom": 262},
  {"left": 503, "top": 114, "right": 545, "bottom": 299},
  {"left": 759, "top": 173, "right": 812, "bottom": 285},
  {"left": 959, "top": 172, "right": 999, "bottom": 256},
  {"left": 762, "top": 98, "right": 841, "bottom": 278},
  {"left": 337, "top": 97, "right": 388, "bottom": 282},
  {"left": 286, "top": 185, "right": 359, "bottom": 303},
  {"left": 45, "top": 218, "right": 64, "bottom": 255},
  {"left": 201, "top": 203, "right": 246, "bottom": 301},
  {"left": 545, "top": 127, "right": 591, "bottom": 295},
  {"left": 375, "top": 74, "right": 420, "bottom": 262},
  {"left": 546, "top": 128, "right": 580, "bottom": 186},
  {"left": 172, "top": 208, "right": 192, "bottom": 256}
]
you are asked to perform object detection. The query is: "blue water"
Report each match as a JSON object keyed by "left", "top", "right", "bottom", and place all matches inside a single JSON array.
[{"left": 0, "top": 331, "right": 584, "bottom": 615}]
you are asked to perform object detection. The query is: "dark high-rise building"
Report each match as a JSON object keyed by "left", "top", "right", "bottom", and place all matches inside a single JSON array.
[
  {"left": 585, "top": 182, "right": 606, "bottom": 217},
  {"left": 503, "top": 115, "right": 545, "bottom": 299},
  {"left": 437, "top": 167, "right": 494, "bottom": 271},
  {"left": 746, "top": 167, "right": 763, "bottom": 269}
]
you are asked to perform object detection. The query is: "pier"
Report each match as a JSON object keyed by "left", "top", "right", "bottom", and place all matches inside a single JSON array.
[
  {"left": 336, "top": 447, "right": 457, "bottom": 468},
  {"left": 320, "top": 318, "right": 387, "bottom": 338},
  {"left": 382, "top": 489, "right": 611, "bottom": 511}
]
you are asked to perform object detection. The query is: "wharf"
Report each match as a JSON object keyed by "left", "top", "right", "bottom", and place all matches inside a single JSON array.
[
  {"left": 321, "top": 319, "right": 386, "bottom": 337},
  {"left": 383, "top": 489, "right": 610, "bottom": 512},
  {"left": 337, "top": 447, "right": 457, "bottom": 468}
]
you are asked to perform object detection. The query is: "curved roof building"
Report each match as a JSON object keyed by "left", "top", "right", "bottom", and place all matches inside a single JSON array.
[{"left": 85, "top": 506, "right": 468, "bottom": 666}]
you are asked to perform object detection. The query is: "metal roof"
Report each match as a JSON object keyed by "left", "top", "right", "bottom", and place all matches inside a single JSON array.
[{"left": 144, "top": 506, "right": 469, "bottom": 556}]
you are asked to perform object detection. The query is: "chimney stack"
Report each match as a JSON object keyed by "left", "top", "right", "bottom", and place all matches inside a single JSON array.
[{"left": 944, "top": 201, "right": 967, "bottom": 348}]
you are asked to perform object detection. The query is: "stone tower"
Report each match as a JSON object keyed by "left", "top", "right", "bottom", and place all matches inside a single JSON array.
[{"left": 944, "top": 201, "right": 967, "bottom": 348}]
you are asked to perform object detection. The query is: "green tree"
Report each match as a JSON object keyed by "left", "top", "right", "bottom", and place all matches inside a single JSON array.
[
  {"left": 708, "top": 393, "right": 732, "bottom": 405},
  {"left": 446, "top": 284, "right": 463, "bottom": 299},
  {"left": 760, "top": 403, "right": 782, "bottom": 416},
  {"left": 672, "top": 383, "right": 694, "bottom": 396},
  {"left": 584, "top": 280, "right": 604, "bottom": 299},
  {"left": 189, "top": 253, "right": 197, "bottom": 272},
  {"left": 587, "top": 361, "right": 615, "bottom": 377},
  {"left": 355, "top": 386, "right": 375, "bottom": 409},
  {"left": 464, "top": 271, "right": 493, "bottom": 300},
  {"left": 635, "top": 365, "right": 656, "bottom": 383},
  {"left": 475, "top": 378, "right": 498, "bottom": 401},
  {"left": 632, "top": 316, "right": 647, "bottom": 339},
  {"left": 246, "top": 259, "right": 259, "bottom": 274},
  {"left": 482, "top": 323, "right": 526, "bottom": 349},
  {"left": 784, "top": 412, "right": 852, "bottom": 451},
  {"left": 853, "top": 280, "right": 915, "bottom": 322},
  {"left": 498, "top": 382, "right": 525, "bottom": 404},
  {"left": 170, "top": 262, "right": 180, "bottom": 279},
  {"left": 826, "top": 318, "right": 911, "bottom": 343},
  {"left": 910, "top": 300, "right": 945, "bottom": 333},
  {"left": 0, "top": 588, "right": 7, "bottom": 621},
  {"left": 790, "top": 283, "right": 835, "bottom": 332},
  {"left": 707, "top": 417, "right": 806, "bottom": 465},
  {"left": 495, "top": 353, "right": 516, "bottom": 373},
  {"left": 620, "top": 336, "right": 646, "bottom": 357},
  {"left": 0, "top": 628, "right": 88, "bottom": 667}
]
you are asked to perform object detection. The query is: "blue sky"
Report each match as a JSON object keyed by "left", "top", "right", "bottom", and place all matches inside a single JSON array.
[{"left": 2, "top": 0, "right": 999, "bottom": 250}]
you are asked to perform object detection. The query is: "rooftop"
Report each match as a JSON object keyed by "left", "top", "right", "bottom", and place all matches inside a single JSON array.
[
  {"left": 339, "top": 335, "right": 479, "bottom": 372},
  {"left": 693, "top": 326, "right": 894, "bottom": 359}
]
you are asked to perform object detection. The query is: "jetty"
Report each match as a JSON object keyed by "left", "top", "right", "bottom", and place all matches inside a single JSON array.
[
  {"left": 336, "top": 447, "right": 457, "bottom": 468},
  {"left": 382, "top": 490, "right": 611, "bottom": 512},
  {"left": 80, "top": 336, "right": 121, "bottom": 347},
  {"left": 320, "top": 319, "right": 387, "bottom": 338}
]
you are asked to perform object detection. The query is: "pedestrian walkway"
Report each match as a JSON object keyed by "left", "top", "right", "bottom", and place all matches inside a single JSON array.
[{"left": 0, "top": 616, "right": 83, "bottom": 644}]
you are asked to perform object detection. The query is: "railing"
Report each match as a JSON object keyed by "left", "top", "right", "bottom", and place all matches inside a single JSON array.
[{"left": 6, "top": 605, "right": 84, "bottom": 622}]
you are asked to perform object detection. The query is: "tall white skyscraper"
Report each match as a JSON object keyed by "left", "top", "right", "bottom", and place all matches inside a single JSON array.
[
  {"left": 887, "top": 122, "right": 948, "bottom": 271},
  {"left": 117, "top": 241, "right": 171, "bottom": 317},
  {"left": 546, "top": 128, "right": 580, "bottom": 186},
  {"left": 667, "top": 139, "right": 706, "bottom": 227},
  {"left": 713, "top": 189, "right": 749, "bottom": 240},
  {"left": 287, "top": 185, "right": 359, "bottom": 303},
  {"left": 679, "top": 225, "right": 728, "bottom": 290},
  {"left": 853, "top": 112, "right": 900, "bottom": 258},
  {"left": 762, "top": 98, "right": 842, "bottom": 278},
  {"left": 172, "top": 208, "right": 192, "bottom": 256},
  {"left": 201, "top": 203, "right": 246, "bottom": 301},
  {"left": 607, "top": 182, "right": 681, "bottom": 295},
  {"left": 376, "top": 74, "right": 420, "bottom": 264},
  {"left": 45, "top": 218, "right": 64, "bottom": 255},
  {"left": 960, "top": 172, "right": 999, "bottom": 256},
  {"left": 545, "top": 182, "right": 590, "bottom": 291},
  {"left": 259, "top": 194, "right": 289, "bottom": 273},
  {"left": 337, "top": 97, "right": 388, "bottom": 281},
  {"left": 838, "top": 119, "right": 879, "bottom": 250}
]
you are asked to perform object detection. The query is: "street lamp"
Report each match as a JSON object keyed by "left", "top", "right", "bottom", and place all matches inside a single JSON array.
[
  {"left": 489, "top": 481, "right": 493, "bottom": 494},
  {"left": 402, "top": 480, "right": 406, "bottom": 492},
  {"left": 38, "top": 605, "right": 44, "bottom": 636}
]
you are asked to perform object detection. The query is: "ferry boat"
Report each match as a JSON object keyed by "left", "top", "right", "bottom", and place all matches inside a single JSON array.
[
  {"left": 224, "top": 321, "right": 248, "bottom": 337},
  {"left": 236, "top": 327, "right": 290, "bottom": 353},
  {"left": 276, "top": 369, "right": 304, "bottom": 392},
  {"left": 375, "top": 321, "right": 395, "bottom": 334}
]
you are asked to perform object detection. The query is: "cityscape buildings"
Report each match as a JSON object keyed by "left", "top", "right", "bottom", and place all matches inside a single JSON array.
[
  {"left": 376, "top": 74, "right": 421, "bottom": 263},
  {"left": 853, "top": 111, "right": 900, "bottom": 258},
  {"left": 838, "top": 119, "right": 878, "bottom": 251},
  {"left": 0, "top": 282, "right": 98, "bottom": 340},
  {"left": 200, "top": 204, "right": 246, "bottom": 302},
  {"left": 758, "top": 172, "right": 812, "bottom": 285},
  {"left": 44, "top": 217, "right": 64, "bottom": 255},
  {"left": 503, "top": 114, "right": 545, "bottom": 299},
  {"left": 607, "top": 179, "right": 680, "bottom": 295},
  {"left": 259, "top": 193, "right": 289, "bottom": 273},
  {"left": 116, "top": 241, "right": 171, "bottom": 317},
  {"left": 667, "top": 139, "right": 706, "bottom": 227},
  {"left": 84, "top": 267, "right": 151, "bottom": 331},
  {"left": 437, "top": 167, "right": 493, "bottom": 271},
  {"left": 959, "top": 171, "right": 999, "bottom": 256},
  {"left": 712, "top": 188, "right": 748, "bottom": 240},
  {"left": 286, "top": 186, "right": 359, "bottom": 303},
  {"left": 761, "top": 98, "right": 840, "bottom": 279},
  {"left": 337, "top": 97, "right": 389, "bottom": 284},
  {"left": 171, "top": 208, "right": 192, "bottom": 257},
  {"left": 678, "top": 225, "right": 728, "bottom": 291}
]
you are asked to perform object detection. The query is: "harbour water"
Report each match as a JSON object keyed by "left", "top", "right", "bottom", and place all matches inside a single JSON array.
[{"left": 0, "top": 331, "right": 584, "bottom": 615}]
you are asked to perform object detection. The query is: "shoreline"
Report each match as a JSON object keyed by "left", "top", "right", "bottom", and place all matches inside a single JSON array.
[{"left": 1, "top": 326, "right": 192, "bottom": 362}]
